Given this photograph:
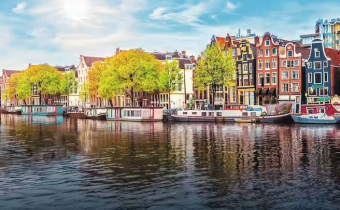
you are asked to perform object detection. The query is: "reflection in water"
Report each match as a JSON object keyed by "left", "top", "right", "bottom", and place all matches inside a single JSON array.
[{"left": 1, "top": 114, "right": 340, "bottom": 209}]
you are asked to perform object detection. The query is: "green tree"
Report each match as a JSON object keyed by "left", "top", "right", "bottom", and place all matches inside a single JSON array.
[
  {"left": 194, "top": 43, "right": 236, "bottom": 110},
  {"left": 60, "top": 71, "right": 78, "bottom": 105},
  {"left": 98, "top": 50, "right": 162, "bottom": 107},
  {"left": 16, "top": 72, "right": 32, "bottom": 105},
  {"left": 1, "top": 89, "right": 10, "bottom": 106},
  {"left": 159, "top": 60, "right": 183, "bottom": 109},
  {"left": 79, "top": 82, "right": 90, "bottom": 105}
]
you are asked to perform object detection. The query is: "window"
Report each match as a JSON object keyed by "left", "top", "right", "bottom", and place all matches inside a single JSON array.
[
  {"left": 258, "top": 60, "right": 263, "bottom": 70},
  {"left": 166, "top": 55, "right": 173, "bottom": 60},
  {"left": 272, "top": 59, "right": 277, "bottom": 69},
  {"left": 177, "top": 83, "right": 183, "bottom": 91},
  {"left": 243, "top": 54, "right": 248, "bottom": 60},
  {"left": 314, "top": 72, "right": 322, "bottom": 84},
  {"left": 307, "top": 109, "right": 314, "bottom": 114},
  {"left": 231, "top": 86, "right": 236, "bottom": 102},
  {"left": 287, "top": 60, "right": 294, "bottom": 68},
  {"left": 249, "top": 63, "right": 253, "bottom": 73},
  {"left": 244, "top": 75, "right": 249, "bottom": 86},
  {"left": 265, "top": 73, "right": 270, "bottom": 84},
  {"left": 282, "top": 60, "right": 287, "bottom": 67},
  {"left": 307, "top": 62, "right": 312, "bottom": 68},
  {"left": 185, "top": 64, "right": 193, "bottom": 69},
  {"left": 249, "top": 74, "right": 253, "bottom": 86},
  {"left": 258, "top": 74, "right": 263, "bottom": 85},
  {"left": 272, "top": 48, "right": 277, "bottom": 56},
  {"left": 324, "top": 61, "right": 328, "bottom": 67},
  {"left": 243, "top": 64, "right": 248, "bottom": 72},
  {"left": 315, "top": 49, "right": 320, "bottom": 58},
  {"left": 272, "top": 73, "right": 277, "bottom": 85},
  {"left": 238, "top": 64, "right": 241, "bottom": 73},
  {"left": 292, "top": 83, "right": 299, "bottom": 92},
  {"left": 282, "top": 71, "right": 289, "bottom": 80},
  {"left": 318, "top": 108, "right": 325, "bottom": 113},
  {"left": 314, "top": 61, "right": 321, "bottom": 69},
  {"left": 324, "top": 72, "right": 328, "bottom": 82},
  {"left": 265, "top": 40, "right": 270, "bottom": 46},
  {"left": 282, "top": 83, "right": 289, "bottom": 92},
  {"left": 217, "top": 112, "right": 222, "bottom": 116},
  {"left": 320, "top": 87, "right": 328, "bottom": 96},
  {"left": 239, "top": 77, "right": 242, "bottom": 86},
  {"left": 265, "top": 49, "right": 270, "bottom": 57},
  {"left": 294, "top": 60, "right": 299, "bottom": 67},
  {"left": 265, "top": 59, "right": 270, "bottom": 69},
  {"left": 292, "top": 71, "right": 299, "bottom": 79},
  {"left": 288, "top": 51, "right": 293, "bottom": 57},
  {"left": 258, "top": 49, "right": 263, "bottom": 57}
]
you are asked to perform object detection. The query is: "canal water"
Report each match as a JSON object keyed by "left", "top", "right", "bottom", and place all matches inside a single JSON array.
[{"left": 1, "top": 114, "right": 340, "bottom": 210}]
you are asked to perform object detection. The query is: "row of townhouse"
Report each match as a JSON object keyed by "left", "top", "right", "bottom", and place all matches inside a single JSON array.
[{"left": 197, "top": 31, "right": 340, "bottom": 113}]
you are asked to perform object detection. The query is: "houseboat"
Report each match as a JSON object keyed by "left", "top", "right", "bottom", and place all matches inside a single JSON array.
[
  {"left": 21, "top": 105, "right": 64, "bottom": 116},
  {"left": 257, "top": 113, "right": 292, "bottom": 123},
  {"left": 171, "top": 105, "right": 263, "bottom": 122},
  {"left": 106, "top": 107, "right": 164, "bottom": 122},
  {"left": 292, "top": 113, "right": 339, "bottom": 124},
  {"left": 84, "top": 107, "right": 106, "bottom": 120},
  {"left": 4, "top": 106, "right": 21, "bottom": 114}
]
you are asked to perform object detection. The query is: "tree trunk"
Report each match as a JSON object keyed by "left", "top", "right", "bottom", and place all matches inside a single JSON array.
[
  {"left": 39, "top": 91, "right": 42, "bottom": 105},
  {"left": 109, "top": 99, "right": 113, "bottom": 107},
  {"left": 212, "top": 85, "right": 216, "bottom": 110},
  {"left": 131, "top": 87, "right": 134, "bottom": 107},
  {"left": 168, "top": 90, "right": 171, "bottom": 109}
]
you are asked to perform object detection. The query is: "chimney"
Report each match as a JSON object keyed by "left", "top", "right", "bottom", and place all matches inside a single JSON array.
[
  {"left": 190, "top": 55, "right": 195, "bottom": 63},
  {"left": 181, "top": 50, "right": 186, "bottom": 57},
  {"left": 174, "top": 50, "right": 179, "bottom": 58},
  {"left": 116, "top": 48, "right": 120, "bottom": 54},
  {"left": 255, "top": 36, "right": 260, "bottom": 45}
]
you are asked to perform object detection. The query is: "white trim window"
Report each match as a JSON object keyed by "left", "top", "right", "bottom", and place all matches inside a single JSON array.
[
  {"left": 294, "top": 60, "right": 299, "bottom": 67},
  {"left": 272, "top": 48, "right": 277, "bottom": 56},
  {"left": 288, "top": 51, "right": 293, "bottom": 57},
  {"left": 324, "top": 61, "right": 328, "bottom": 67},
  {"left": 258, "top": 73, "right": 263, "bottom": 85},
  {"left": 314, "top": 61, "right": 321, "bottom": 69},
  {"left": 249, "top": 63, "right": 253, "bottom": 73},
  {"left": 314, "top": 48, "right": 320, "bottom": 58},
  {"left": 243, "top": 64, "right": 248, "bottom": 73},
  {"left": 324, "top": 72, "right": 328, "bottom": 82},
  {"left": 282, "top": 71, "right": 289, "bottom": 80},
  {"left": 265, "top": 49, "right": 270, "bottom": 57},
  {"left": 258, "top": 60, "right": 263, "bottom": 70},
  {"left": 272, "top": 59, "right": 277, "bottom": 69},
  {"left": 265, "top": 40, "right": 270, "bottom": 46},
  {"left": 308, "top": 73, "right": 312, "bottom": 83},
  {"left": 314, "top": 72, "right": 322, "bottom": 84},
  {"left": 238, "top": 64, "right": 242, "bottom": 73},
  {"left": 282, "top": 60, "right": 287, "bottom": 68},
  {"left": 308, "top": 87, "right": 317, "bottom": 96},
  {"left": 258, "top": 49, "right": 263, "bottom": 57},
  {"left": 243, "top": 75, "right": 249, "bottom": 86},
  {"left": 265, "top": 73, "right": 270, "bottom": 85},
  {"left": 292, "top": 83, "right": 299, "bottom": 92},
  {"left": 265, "top": 59, "right": 270, "bottom": 69},
  {"left": 320, "top": 87, "right": 328, "bottom": 96},
  {"left": 272, "top": 72, "right": 277, "bottom": 85},
  {"left": 307, "top": 109, "right": 314, "bottom": 114},
  {"left": 307, "top": 62, "right": 312, "bottom": 68},
  {"left": 282, "top": 83, "right": 289, "bottom": 92},
  {"left": 292, "top": 71, "right": 299, "bottom": 79}
]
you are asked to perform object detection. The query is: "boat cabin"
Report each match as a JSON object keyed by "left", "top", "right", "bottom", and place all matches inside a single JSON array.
[
  {"left": 106, "top": 107, "right": 164, "bottom": 121},
  {"left": 21, "top": 105, "right": 64, "bottom": 115}
]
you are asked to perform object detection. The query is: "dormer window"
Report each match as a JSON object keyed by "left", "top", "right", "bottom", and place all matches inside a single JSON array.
[
  {"left": 166, "top": 55, "right": 173, "bottom": 61},
  {"left": 315, "top": 49, "right": 320, "bottom": 58},
  {"left": 265, "top": 40, "right": 270, "bottom": 46},
  {"left": 65, "top": 68, "right": 70, "bottom": 71},
  {"left": 185, "top": 64, "right": 193, "bottom": 69}
]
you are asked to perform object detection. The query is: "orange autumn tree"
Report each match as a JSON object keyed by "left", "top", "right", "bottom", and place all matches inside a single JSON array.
[{"left": 88, "top": 61, "right": 104, "bottom": 103}]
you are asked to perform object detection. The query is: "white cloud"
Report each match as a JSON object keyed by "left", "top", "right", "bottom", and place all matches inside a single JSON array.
[
  {"left": 13, "top": 2, "right": 26, "bottom": 14},
  {"left": 226, "top": 1, "right": 239, "bottom": 13}
]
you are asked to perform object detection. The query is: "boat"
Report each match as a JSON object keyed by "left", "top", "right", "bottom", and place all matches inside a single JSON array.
[
  {"left": 234, "top": 118, "right": 257, "bottom": 123},
  {"left": 292, "top": 113, "right": 340, "bottom": 124},
  {"left": 84, "top": 107, "right": 106, "bottom": 120},
  {"left": 257, "top": 113, "right": 292, "bottom": 123},
  {"left": 106, "top": 107, "right": 164, "bottom": 122},
  {"left": 171, "top": 105, "right": 263, "bottom": 122},
  {"left": 21, "top": 105, "right": 63, "bottom": 116}
]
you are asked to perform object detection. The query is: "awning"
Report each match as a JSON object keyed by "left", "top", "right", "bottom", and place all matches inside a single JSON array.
[
  {"left": 269, "top": 88, "right": 276, "bottom": 96},
  {"left": 312, "top": 84, "right": 324, "bottom": 89},
  {"left": 261, "top": 88, "right": 269, "bottom": 96},
  {"left": 316, "top": 97, "right": 330, "bottom": 102},
  {"left": 255, "top": 88, "right": 262, "bottom": 95}
]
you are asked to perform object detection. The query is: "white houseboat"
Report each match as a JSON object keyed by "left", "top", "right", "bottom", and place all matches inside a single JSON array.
[{"left": 106, "top": 107, "right": 164, "bottom": 122}]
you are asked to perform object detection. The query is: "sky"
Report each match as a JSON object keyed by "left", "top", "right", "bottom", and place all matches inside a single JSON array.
[{"left": 1, "top": 0, "right": 340, "bottom": 72}]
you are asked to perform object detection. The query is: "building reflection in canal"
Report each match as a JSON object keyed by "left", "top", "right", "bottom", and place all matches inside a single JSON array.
[{"left": 1, "top": 114, "right": 340, "bottom": 209}]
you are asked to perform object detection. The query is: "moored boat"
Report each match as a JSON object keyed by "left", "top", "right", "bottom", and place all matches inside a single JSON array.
[
  {"left": 85, "top": 107, "right": 107, "bottom": 120},
  {"left": 234, "top": 118, "right": 257, "bottom": 123},
  {"left": 258, "top": 113, "right": 292, "bottom": 123},
  {"left": 21, "top": 105, "right": 63, "bottom": 116},
  {"left": 106, "top": 107, "right": 164, "bottom": 122},
  {"left": 292, "top": 113, "right": 339, "bottom": 124}
]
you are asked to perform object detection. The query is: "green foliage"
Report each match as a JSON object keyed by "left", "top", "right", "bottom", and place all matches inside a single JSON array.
[
  {"left": 79, "top": 82, "right": 90, "bottom": 103},
  {"left": 88, "top": 61, "right": 103, "bottom": 97},
  {"left": 189, "top": 97, "right": 195, "bottom": 109},
  {"left": 1, "top": 89, "right": 10, "bottom": 103},
  {"left": 16, "top": 72, "right": 32, "bottom": 102},
  {"left": 60, "top": 71, "right": 78, "bottom": 95},
  {"left": 160, "top": 60, "right": 183, "bottom": 92}
]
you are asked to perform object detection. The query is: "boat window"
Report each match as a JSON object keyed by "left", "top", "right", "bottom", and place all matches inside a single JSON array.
[
  {"left": 251, "top": 112, "right": 257, "bottom": 116},
  {"left": 202, "top": 112, "right": 207, "bottom": 116},
  {"left": 314, "top": 116, "right": 318, "bottom": 119},
  {"left": 192, "top": 112, "right": 197, "bottom": 115},
  {"left": 217, "top": 112, "right": 222, "bottom": 116},
  {"left": 309, "top": 116, "right": 313, "bottom": 118},
  {"left": 242, "top": 112, "right": 248, "bottom": 116},
  {"left": 307, "top": 109, "right": 313, "bottom": 114},
  {"left": 209, "top": 112, "right": 214, "bottom": 116},
  {"left": 183, "top": 112, "right": 187, "bottom": 115}
]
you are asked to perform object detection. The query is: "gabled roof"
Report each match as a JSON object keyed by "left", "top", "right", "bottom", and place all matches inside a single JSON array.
[
  {"left": 81, "top": 56, "right": 105, "bottom": 67},
  {"left": 296, "top": 47, "right": 311, "bottom": 60},
  {"left": 215, "top": 36, "right": 226, "bottom": 48},
  {"left": 177, "top": 58, "right": 193, "bottom": 69},
  {"left": 325, "top": 48, "right": 340, "bottom": 66},
  {"left": 3, "top": 69, "right": 21, "bottom": 78},
  {"left": 55, "top": 65, "right": 76, "bottom": 72}
]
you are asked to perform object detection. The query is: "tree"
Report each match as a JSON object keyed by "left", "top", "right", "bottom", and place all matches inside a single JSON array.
[
  {"left": 159, "top": 60, "right": 183, "bottom": 109},
  {"left": 16, "top": 72, "right": 32, "bottom": 105},
  {"left": 24, "top": 65, "right": 63, "bottom": 105},
  {"left": 79, "top": 82, "right": 90, "bottom": 105},
  {"left": 1, "top": 89, "right": 10, "bottom": 106},
  {"left": 194, "top": 43, "right": 236, "bottom": 110},
  {"left": 60, "top": 71, "right": 78, "bottom": 105},
  {"left": 88, "top": 61, "right": 104, "bottom": 98},
  {"left": 7, "top": 73, "right": 21, "bottom": 101},
  {"left": 98, "top": 50, "right": 162, "bottom": 107}
]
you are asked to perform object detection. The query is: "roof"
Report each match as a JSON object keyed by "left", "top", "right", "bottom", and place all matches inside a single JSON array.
[
  {"left": 325, "top": 48, "right": 340, "bottom": 66},
  {"left": 82, "top": 56, "right": 105, "bottom": 67},
  {"left": 300, "top": 33, "right": 319, "bottom": 38},
  {"left": 215, "top": 36, "right": 226, "bottom": 48},
  {"left": 2, "top": 70, "right": 21, "bottom": 78},
  {"left": 295, "top": 47, "right": 311, "bottom": 59},
  {"left": 55, "top": 65, "right": 76, "bottom": 72},
  {"left": 177, "top": 58, "right": 192, "bottom": 69}
]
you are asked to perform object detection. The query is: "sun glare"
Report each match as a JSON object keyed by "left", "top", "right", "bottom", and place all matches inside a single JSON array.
[{"left": 62, "top": 0, "right": 89, "bottom": 21}]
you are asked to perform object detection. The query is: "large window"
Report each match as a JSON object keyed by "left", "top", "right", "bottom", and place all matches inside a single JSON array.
[
  {"left": 265, "top": 73, "right": 270, "bottom": 84},
  {"left": 243, "top": 75, "right": 249, "bottom": 86},
  {"left": 314, "top": 61, "right": 321, "bottom": 69},
  {"left": 292, "top": 71, "right": 299, "bottom": 79},
  {"left": 258, "top": 49, "right": 263, "bottom": 57},
  {"left": 282, "top": 60, "right": 287, "bottom": 67},
  {"left": 287, "top": 60, "right": 294, "bottom": 68},
  {"left": 292, "top": 83, "right": 299, "bottom": 92},
  {"left": 258, "top": 60, "right": 263, "bottom": 70},
  {"left": 258, "top": 74, "right": 263, "bottom": 86},
  {"left": 265, "top": 59, "right": 270, "bottom": 69},
  {"left": 282, "top": 71, "right": 289, "bottom": 80},
  {"left": 265, "top": 49, "right": 270, "bottom": 57},
  {"left": 265, "top": 40, "right": 270, "bottom": 46},
  {"left": 320, "top": 87, "right": 328, "bottom": 96},
  {"left": 324, "top": 72, "right": 328, "bottom": 82},
  {"left": 272, "top": 48, "right": 277, "bottom": 56},
  {"left": 282, "top": 83, "right": 289, "bottom": 92},
  {"left": 243, "top": 64, "right": 248, "bottom": 73},
  {"left": 243, "top": 54, "right": 248, "bottom": 60},
  {"left": 294, "top": 60, "right": 299, "bottom": 66},
  {"left": 314, "top": 73, "right": 322, "bottom": 84},
  {"left": 272, "top": 59, "right": 277, "bottom": 69},
  {"left": 272, "top": 73, "right": 277, "bottom": 85}
]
